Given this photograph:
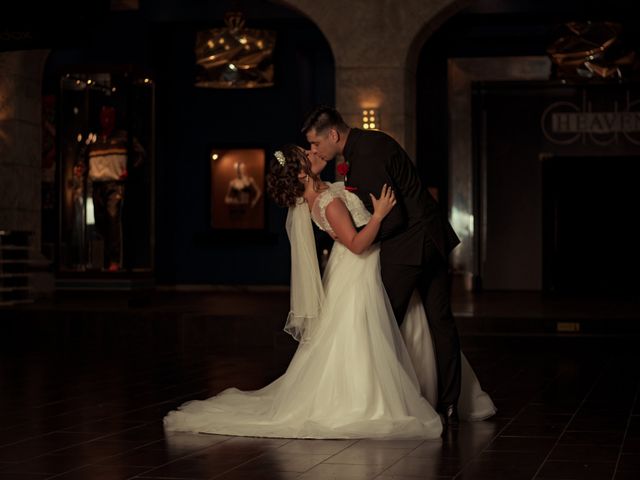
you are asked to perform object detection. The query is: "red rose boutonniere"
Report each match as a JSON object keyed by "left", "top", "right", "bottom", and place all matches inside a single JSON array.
[
  {"left": 338, "top": 161, "right": 357, "bottom": 191},
  {"left": 337, "top": 161, "right": 349, "bottom": 178}
]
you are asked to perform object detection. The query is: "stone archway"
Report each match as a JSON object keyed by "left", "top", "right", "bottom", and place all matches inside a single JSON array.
[
  {"left": 273, "top": 0, "right": 467, "bottom": 157},
  {"left": 1, "top": 2, "right": 469, "bottom": 239},
  {"left": 1, "top": 1, "right": 473, "bottom": 280}
]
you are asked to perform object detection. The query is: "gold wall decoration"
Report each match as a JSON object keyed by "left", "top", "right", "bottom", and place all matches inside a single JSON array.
[
  {"left": 195, "top": 11, "right": 275, "bottom": 89},
  {"left": 547, "top": 21, "right": 637, "bottom": 80}
]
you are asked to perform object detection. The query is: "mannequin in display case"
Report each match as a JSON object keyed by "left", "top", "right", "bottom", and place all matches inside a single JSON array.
[{"left": 76, "top": 105, "right": 145, "bottom": 271}]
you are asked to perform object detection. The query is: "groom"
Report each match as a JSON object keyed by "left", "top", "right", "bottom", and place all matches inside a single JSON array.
[{"left": 302, "top": 105, "right": 462, "bottom": 424}]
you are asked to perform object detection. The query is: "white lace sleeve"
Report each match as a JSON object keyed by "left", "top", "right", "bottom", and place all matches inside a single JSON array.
[
  {"left": 311, "top": 183, "right": 372, "bottom": 237},
  {"left": 311, "top": 188, "right": 340, "bottom": 236},
  {"left": 343, "top": 190, "right": 372, "bottom": 228}
]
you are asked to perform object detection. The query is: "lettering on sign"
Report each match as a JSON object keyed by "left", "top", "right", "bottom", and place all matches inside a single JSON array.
[{"left": 541, "top": 91, "right": 640, "bottom": 146}]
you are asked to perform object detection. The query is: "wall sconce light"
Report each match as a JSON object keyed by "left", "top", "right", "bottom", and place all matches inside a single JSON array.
[{"left": 362, "top": 109, "right": 379, "bottom": 130}]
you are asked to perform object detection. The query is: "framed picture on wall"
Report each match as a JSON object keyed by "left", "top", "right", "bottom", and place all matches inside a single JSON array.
[{"left": 209, "top": 147, "right": 266, "bottom": 230}]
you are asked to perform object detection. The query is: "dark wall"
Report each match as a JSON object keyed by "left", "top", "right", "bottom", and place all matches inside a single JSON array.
[
  {"left": 474, "top": 82, "right": 640, "bottom": 292},
  {"left": 42, "top": 1, "right": 335, "bottom": 285}
]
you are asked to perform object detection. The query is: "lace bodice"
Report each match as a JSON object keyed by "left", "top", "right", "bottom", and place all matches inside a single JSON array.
[{"left": 311, "top": 182, "right": 372, "bottom": 236}]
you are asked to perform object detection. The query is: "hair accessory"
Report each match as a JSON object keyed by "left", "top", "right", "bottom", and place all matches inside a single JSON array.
[{"left": 274, "top": 150, "right": 286, "bottom": 166}]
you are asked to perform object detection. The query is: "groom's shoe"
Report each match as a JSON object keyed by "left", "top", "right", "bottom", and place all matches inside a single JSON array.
[{"left": 439, "top": 404, "right": 459, "bottom": 427}]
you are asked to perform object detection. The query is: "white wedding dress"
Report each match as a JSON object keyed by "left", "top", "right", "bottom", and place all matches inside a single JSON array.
[{"left": 164, "top": 183, "right": 496, "bottom": 439}]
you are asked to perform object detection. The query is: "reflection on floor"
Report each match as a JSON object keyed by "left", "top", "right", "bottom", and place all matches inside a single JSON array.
[{"left": 1, "top": 291, "right": 639, "bottom": 479}]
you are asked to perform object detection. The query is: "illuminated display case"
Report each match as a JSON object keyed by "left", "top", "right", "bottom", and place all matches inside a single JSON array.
[{"left": 57, "top": 68, "right": 154, "bottom": 274}]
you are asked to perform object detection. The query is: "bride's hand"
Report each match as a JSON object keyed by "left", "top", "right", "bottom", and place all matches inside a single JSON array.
[{"left": 370, "top": 184, "right": 396, "bottom": 221}]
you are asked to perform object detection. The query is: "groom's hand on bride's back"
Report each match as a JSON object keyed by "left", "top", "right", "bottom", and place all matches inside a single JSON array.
[{"left": 370, "top": 184, "right": 397, "bottom": 222}]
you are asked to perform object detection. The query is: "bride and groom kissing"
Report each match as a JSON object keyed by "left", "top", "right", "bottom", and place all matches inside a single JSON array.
[{"left": 164, "top": 105, "right": 496, "bottom": 439}]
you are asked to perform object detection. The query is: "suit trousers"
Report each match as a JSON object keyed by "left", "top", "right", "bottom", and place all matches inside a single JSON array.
[
  {"left": 92, "top": 181, "right": 125, "bottom": 266},
  {"left": 380, "top": 237, "right": 462, "bottom": 410}
]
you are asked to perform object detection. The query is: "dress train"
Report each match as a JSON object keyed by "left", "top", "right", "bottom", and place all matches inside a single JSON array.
[{"left": 164, "top": 242, "right": 495, "bottom": 439}]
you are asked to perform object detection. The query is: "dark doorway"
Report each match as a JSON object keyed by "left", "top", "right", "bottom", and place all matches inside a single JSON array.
[{"left": 543, "top": 155, "right": 640, "bottom": 294}]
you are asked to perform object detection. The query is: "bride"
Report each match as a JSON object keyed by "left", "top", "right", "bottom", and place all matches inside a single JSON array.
[{"left": 163, "top": 145, "right": 496, "bottom": 439}]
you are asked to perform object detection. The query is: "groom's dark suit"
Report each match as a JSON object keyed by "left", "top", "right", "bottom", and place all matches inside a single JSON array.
[{"left": 343, "top": 128, "right": 462, "bottom": 409}]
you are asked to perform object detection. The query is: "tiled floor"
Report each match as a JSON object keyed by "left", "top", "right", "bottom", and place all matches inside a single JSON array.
[{"left": 1, "top": 292, "right": 639, "bottom": 479}]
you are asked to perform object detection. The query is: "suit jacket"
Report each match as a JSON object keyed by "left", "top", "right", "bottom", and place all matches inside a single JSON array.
[{"left": 343, "top": 128, "right": 460, "bottom": 266}]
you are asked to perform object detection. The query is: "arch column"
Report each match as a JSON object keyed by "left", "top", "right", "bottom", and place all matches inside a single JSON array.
[
  {"left": 278, "top": 0, "right": 464, "bottom": 158},
  {"left": 0, "top": 50, "right": 49, "bottom": 246}
]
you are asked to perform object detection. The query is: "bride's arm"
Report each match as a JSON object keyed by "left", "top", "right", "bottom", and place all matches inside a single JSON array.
[{"left": 325, "top": 185, "right": 396, "bottom": 255}]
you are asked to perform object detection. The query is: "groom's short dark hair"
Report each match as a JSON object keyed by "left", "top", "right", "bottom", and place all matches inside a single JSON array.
[{"left": 301, "top": 105, "right": 349, "bottom": 135}]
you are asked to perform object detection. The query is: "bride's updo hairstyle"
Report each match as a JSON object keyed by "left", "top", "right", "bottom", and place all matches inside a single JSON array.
[{"left": 267, "top": 144, "right": 319, "bottom": 208}]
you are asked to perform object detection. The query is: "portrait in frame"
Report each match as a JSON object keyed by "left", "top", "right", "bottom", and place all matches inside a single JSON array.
[{"left": 210, "top": 148, "right": 265, "bottom": 230}]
